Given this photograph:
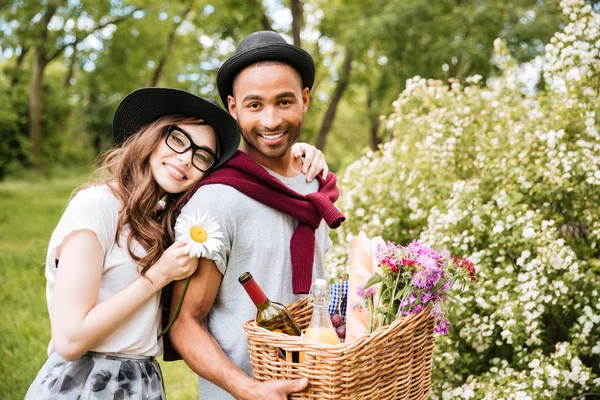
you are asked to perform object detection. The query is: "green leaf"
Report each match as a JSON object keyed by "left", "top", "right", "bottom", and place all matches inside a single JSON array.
[{"left": 364, "top": 273, "right": 384, "bottom": 289}]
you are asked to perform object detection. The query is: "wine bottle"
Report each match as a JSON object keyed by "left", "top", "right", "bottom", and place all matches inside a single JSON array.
[{"left": 238, "top": 272, "right": 301, "bottom": 362}]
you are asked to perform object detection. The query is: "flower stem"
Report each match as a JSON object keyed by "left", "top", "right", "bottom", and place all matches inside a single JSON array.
[
  {"left": 367, "top": 296, "right": 375, "bottom": 333},
  {"left": 157, "top": 276, "right": 191, "bottom": 339},
  {"left": 390, "top": 271, "right": 403, "bottom": 323}
]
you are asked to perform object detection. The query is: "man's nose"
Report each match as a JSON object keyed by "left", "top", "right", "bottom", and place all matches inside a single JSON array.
[{"left": 260, "top": 106, "right": 283, "bottom": 130}]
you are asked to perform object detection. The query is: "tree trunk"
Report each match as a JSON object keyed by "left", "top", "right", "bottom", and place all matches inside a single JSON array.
[
  {"left": 315, "top": 49, "right": 353, "bottom": 151},
  {"left": 290, "top": 0, "right": 304, "bottom": 47},
  {"left": 367, "top": 93, "right": 382, "bottom": 150},
  {"left": 151, "top": 1, "right": 193, "bottom": 86},
  {"left": 65, "top": 44, "right": 77, "bottom": 87},
  {"left": 30, "top": 51, "right": 47, "bottom": 173},
  {"left": 258, "top": 0, "right": 273, "bottom": 31},
  {"left": 11, "top": 46, "right": 29, "bottom": 87}
]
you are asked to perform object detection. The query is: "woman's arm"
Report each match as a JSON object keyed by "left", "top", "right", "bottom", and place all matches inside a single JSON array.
[
  {"left": 51, "top": 230, "right": 197, "bottom": 361},
  {"left": 291, "top": 142, "right": 329, "bottom": 182}
]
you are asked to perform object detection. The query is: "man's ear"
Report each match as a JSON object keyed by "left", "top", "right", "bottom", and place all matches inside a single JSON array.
[
  {"left": 227, "top": 95, "right": 238, "bottom": 119},
  {"left": 301, "top": 88, "right": 310, "bottom": 114}
]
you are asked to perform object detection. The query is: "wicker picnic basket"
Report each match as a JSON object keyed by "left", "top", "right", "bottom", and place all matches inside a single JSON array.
[{"left": 243, "top": 297, "right": 435, "bottom": 400}]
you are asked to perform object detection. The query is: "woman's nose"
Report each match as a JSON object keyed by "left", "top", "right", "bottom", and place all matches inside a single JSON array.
[{"left": 176, "top": 149, "right": 193, "bottom": 166}]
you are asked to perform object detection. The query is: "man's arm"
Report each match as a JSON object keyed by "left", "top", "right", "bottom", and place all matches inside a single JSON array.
[{"left": 169, "top": 258, "right": 308, "bottom": 400}]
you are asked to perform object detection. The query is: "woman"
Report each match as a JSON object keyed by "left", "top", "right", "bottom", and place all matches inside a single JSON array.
[{"left": 26, "top": 88, "right": 328, "bottom": 399}]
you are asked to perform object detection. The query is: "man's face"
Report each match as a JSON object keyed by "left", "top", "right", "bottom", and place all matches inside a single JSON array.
[{"left": 228, "top": 63, "right": 310, "bottom": 160}]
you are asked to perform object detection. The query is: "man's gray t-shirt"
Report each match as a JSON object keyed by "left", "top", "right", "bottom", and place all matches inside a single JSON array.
[{"left": 179, "top": 169, "right": 332, "bottom": 400}]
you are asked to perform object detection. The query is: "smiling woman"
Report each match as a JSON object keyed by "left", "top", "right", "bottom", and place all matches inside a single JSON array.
[
  {"left": 149, "top": 122, "right": 218, "bottom": 197},
  {"left": 24, "top": 88, "right": 241, "bottom": 400}
]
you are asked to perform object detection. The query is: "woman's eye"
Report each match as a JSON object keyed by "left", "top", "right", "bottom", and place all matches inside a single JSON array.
[
  {"left": 170, "top": 135, "right": 185, "bottom": 146},
  {"left": 194, "top": 153, "right": 208, "bottom": 162}
]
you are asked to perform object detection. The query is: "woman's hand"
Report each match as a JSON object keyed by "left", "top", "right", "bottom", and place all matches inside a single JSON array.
[
  {"left": 153, "top": 241, "right": 199, "bottom": 284},
  {"left": 291, "top": 142, "right": 329, "bottom": 182}
]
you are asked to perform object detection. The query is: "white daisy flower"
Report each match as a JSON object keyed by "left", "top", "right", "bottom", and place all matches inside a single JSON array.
[{"left": 175, "top": 211, "right": 224, "bottom": 258}]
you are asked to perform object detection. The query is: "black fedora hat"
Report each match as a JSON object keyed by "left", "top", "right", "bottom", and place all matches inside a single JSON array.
[
  {"left": 112, "top": 87, "right": 240, "bottom": 169},
  {"left": 216, "top": 31, "right": 315, "bottom": 106}
]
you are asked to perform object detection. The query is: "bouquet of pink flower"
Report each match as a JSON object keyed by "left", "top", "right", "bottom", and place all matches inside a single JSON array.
[{"left": 354, "top": 239, "right": 476, "bottom": 335}]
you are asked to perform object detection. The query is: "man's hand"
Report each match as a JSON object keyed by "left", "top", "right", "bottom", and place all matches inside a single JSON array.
[{"left": 243, "top": 377, "right": 309, "bottom": 400}]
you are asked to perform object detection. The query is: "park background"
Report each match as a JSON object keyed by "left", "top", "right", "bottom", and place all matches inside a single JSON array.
[{"left": 1, "top": 0, "right": 599, "bottom": 399}]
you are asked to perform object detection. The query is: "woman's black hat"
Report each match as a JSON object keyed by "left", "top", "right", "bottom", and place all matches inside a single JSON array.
[
  {"left": 112, "top": 87, "right": 240, "bottom": 169},
  {"left": 216, "top": 31, "right": 316, "bottom": 106}
]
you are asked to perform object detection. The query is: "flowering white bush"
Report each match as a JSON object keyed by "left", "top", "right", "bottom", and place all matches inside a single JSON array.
[{"left": 326, "top": 0, "right": 600, "bottom": 397}]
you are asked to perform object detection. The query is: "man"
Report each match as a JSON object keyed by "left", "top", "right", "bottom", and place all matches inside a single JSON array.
[{"left": 168, "top": 31, "right": 345, "bottom": 399}]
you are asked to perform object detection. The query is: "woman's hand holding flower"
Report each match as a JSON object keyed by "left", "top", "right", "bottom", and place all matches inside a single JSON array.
[{"left": 152, "top": 241, "right": 199, "bottom": 285}]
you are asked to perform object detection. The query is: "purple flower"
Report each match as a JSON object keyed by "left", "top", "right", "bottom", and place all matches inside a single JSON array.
[
  {"left": 431, "top": 303, "right": 443, "bottom": 317},
  {"left": 412, "top": 270, "right": 429, "bottom": 289},
  {"left": 362, "top": 239, "right": 474, "bottom": 336},
  {"left": 357, "top": 285, "right": 376, "bottom": 299},
  {"left": 421, "top": 293, "right": 431, "bottom": 304},
  {"left": 439, "top": 279, "right": 452, "bottom": 293},
  {"left": 418, "top": 254, "right": 437, "bottom": 269},
  {"left": 434, "top": 318, "right": 450, "bottom": 335}
]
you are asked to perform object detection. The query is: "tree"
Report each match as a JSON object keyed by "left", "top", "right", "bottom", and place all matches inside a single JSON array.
[
  {"left": 290, "top": 0, "right": 304, "bottom": 47},
  {"left": 312, "top": 0, "right": 566, "bottom": 153},
  {"left": 150, "top": 1, "right": 195, "bottom": 87},
  {"left": 1, "top": 1, "right": 136, "bottom": 173},
  {"left": 315, "top": 48, "right": 352, "bottom": 151}
]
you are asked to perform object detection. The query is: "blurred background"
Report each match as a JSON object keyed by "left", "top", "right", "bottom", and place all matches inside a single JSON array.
[
  {"left": 1, "top": 1, "right": 599, "bottom": 399},
  {"left": 0, "top": 0, "right": 574, "bottom": 177}
]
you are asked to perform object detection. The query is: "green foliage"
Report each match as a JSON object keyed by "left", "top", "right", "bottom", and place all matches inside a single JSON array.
[
  {"left": 0, "top": 0, "right": 574, "bottom": 178},
  {"left": 0, "top": 62, "right": 95, "bottom": 178},
  {"left": 0, "top": 66, "right": 30, "bottom": 179},
  {"left": 326, "top": 1, "right": 600, "bottom": 397}
]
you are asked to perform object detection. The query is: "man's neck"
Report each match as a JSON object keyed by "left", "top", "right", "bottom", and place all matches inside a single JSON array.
[{"left": 242, "top": 145, "right": 304, "bottom": 178}]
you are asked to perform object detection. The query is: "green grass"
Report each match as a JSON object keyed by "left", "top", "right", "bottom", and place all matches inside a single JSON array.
[{"left": 0, "top": 176, "right": 198, "bottom": 399}]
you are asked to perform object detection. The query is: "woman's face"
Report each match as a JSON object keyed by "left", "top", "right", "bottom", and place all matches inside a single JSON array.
[{"left": 150, "top": 123, "right": 218, "bottom": 196}]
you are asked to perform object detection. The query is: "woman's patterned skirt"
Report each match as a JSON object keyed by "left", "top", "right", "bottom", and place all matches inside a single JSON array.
[{"left": 25, "top": 351, "right": 166, "bottom": 399}]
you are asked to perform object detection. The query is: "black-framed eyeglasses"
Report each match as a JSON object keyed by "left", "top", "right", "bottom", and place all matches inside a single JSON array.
[{"left": 165, "top": 125, "right": 218, "bottom": 172}]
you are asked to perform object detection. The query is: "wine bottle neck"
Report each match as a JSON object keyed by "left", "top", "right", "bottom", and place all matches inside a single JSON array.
[{"left": 241, "top": 278, "right": 268, "bottom": 306}]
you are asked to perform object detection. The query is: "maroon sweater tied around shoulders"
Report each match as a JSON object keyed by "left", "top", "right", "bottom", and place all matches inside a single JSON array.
[{"left": 181, "top": 150, "right": 346, "bottom": 294}]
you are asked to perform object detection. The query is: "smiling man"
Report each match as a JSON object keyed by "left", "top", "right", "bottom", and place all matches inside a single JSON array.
[
  {"left": 166, "top": 31, "right": 345, "bottom": 400},
  {"left": 230, "top": 61, "right": 307, "bottom": 164}
]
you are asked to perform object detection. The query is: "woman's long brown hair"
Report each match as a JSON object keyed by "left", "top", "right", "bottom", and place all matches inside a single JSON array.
[{"left": 92, "top": 115, "right": 207, "bottom": 276}]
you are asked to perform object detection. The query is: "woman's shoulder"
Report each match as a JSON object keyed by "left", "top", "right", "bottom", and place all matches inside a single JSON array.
[
  {"left": 64, "top": 184, "right": 121, "bottom": 220},
  {"left": 72, "top": 184, "right": 119, "bottom": 207}
]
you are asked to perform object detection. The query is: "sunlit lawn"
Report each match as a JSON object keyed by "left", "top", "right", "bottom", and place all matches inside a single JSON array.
[{"left": 0, "top": 175, "right": 197, "bottom": 399}]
